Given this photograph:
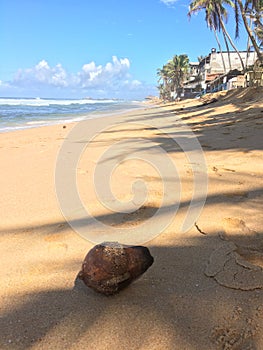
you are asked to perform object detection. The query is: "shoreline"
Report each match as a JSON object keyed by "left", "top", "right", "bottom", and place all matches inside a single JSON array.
[
  {"left": 0, "top": 99, "right": 145, "bottom": 134},
  {"left": 1, "top": 89, "right": 263, "bottom": 349},
  {"left": 0, "top": 104, "right": 149, "bottom": 135}
]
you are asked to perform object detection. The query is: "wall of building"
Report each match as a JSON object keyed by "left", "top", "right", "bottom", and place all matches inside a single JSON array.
[{"left": 209, "top": 51, "right": 258, "bottom": 73}]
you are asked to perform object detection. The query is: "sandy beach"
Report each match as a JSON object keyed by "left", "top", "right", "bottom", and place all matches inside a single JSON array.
[{"left": 1, "top": 87, "right": 263, "bottom": 349}]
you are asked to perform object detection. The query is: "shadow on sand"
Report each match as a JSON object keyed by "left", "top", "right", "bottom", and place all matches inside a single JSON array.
[{"left": 1, "top": 230, "right": 263, "bottom": 349}]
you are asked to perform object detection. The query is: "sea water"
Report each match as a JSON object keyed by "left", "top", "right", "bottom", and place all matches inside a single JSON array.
[{"left": 0, "top": 97, "right": 144, "bottom": 133}]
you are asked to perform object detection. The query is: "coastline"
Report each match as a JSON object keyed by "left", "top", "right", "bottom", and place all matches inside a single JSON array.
[
  {"left": 0, "top": 98, "right": 144, "bottom": 133},
  {"left": 1, "top": 89, "right": 263, "bottom": 349}
]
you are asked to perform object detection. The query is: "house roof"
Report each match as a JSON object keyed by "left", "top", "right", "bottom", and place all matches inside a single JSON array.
[{"left": 205, "top": 73, "right": 222, "bottom": 82}]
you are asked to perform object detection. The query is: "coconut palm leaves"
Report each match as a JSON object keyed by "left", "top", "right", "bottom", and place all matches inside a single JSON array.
[
  {"left": 157, "top": 54, "right": 190, "bottom": 100},
  {"left": 188, "top": 0, "right": 263, "bottom": 67},
  {"left": 188, "top": 0, "right": 228, "bottom": 72},
  {"left": 188, "top": 0, "right": 246, "bottom": 72},
  {"left": 234, "top": 0, "right": 263, "bottom": 63}
]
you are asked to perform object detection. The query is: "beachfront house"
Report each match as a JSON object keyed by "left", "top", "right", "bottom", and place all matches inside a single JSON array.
[{"left": 183, "top": 48, "right": 259, "bottom": 97}]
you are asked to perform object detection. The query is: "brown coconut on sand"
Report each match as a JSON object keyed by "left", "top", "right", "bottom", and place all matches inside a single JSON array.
[{"left": 77, "top": 242, "right": 154, "bottom": 295}]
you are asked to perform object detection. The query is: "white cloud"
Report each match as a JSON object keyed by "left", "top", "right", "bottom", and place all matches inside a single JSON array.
[
  {"left": 0, "top": 80, "right": 11, "bottom": 88},
  {"left": 160, "top": 0, "right": 178, "bottom": 6},
  {"left": 77, "top": 56, "right": 131, "bottom": 89},
  {"left": 82, "top": 61, "right": 98, "bottom": 73},
  {"left": 12, "top": 56, "right": 133, "bottom": 91},
  {"left": 14, "top": 59, "right": 69, "bottom": 87},
  {"left": 1, "top": 56, "right": 157, "bottom": 99},
  {"left": 131, "top": 80, "right": 142, "bottom": 86}
]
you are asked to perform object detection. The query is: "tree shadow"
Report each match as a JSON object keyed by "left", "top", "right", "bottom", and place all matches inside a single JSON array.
[
  {"left": 74, "top": 107, "right": 263, "bottom": 157},
  {"left": 110, "top": 87, "right": 263, "bottom": 153},
  {"left": 1, "top": 183, "right": 262, "bottom": 237}
]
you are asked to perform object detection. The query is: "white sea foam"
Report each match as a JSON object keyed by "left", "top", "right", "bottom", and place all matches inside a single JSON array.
[
  {"left": 0, "top": 125, "right": 29, "bottom": 132},
  {"left": 0, "top": 98, "right": 119, "bottom": 106},
  {"left": 26, "top": 120, "right": 48, "bottom": 125}
]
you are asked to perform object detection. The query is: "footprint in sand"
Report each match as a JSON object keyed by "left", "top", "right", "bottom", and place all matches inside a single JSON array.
[
  {"left": 211, "top": 324, "right": 258, "bottom": 350},
  {"left": 205, "top": 218, "right": 263, "bottom": 290},
  {"left": 222, "top": 218, "right": 263, "bottom": 265}
]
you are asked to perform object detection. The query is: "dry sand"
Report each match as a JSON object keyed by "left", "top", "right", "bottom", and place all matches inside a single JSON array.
[{"left": 0, "top": 87, "right": 263, "bottom": 349}]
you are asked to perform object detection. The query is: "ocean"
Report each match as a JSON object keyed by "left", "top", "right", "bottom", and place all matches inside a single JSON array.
[{"left": 0, "top": 97, "right": 144, "bottom": 133}]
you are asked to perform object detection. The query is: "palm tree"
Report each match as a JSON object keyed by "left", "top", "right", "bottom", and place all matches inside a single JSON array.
[
  {"left": 165, "top": 54, "right": 190, "bottom": 98},
  {"left": 198, "top": 55, "right": 205, "bottom": 62},
  {"left": 253, "top": 0, "right": 263, "bottom": 47},
  {"left": 157, "top": 55, "right": 190, "bottom": 100},
  {"left": 254, "top": 24, "right": 263, "bottom": 48},
  {"left": 157, "top": 83, "right": 166, "bottom": 100},
  {"left": 245, "top": 15, "right": 253, "bottom": 68},
  {"left": 223, "top": 31, "right": 233, "bottom": 70},
  {"left": 188, "top": 1, "right": 227, "bottom": 73},
  {"left": 188, "top": 0, "right": 246, "bottom": 72},
  {"left": 157, "top": 66, "right": 168, "bottom": 90},
  {"left": 234, "top": 0, "right": 263, "bottom": 63},
  {"left": 157, "top": 65, "right": 171, "bottom": 100}
]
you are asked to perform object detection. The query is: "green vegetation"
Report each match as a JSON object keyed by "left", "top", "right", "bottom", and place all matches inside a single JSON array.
[{"left": 157, "top": 54, "right": 190, "bottom": 100}]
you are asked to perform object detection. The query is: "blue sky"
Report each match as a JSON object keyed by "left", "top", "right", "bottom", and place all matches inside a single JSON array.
[{"left": 0, "top": 0, "right": 249, "bottom": 99}]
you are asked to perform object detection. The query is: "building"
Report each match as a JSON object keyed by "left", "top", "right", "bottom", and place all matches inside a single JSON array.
[{"left": 183, "top": 48, "right": 259, "bottom": 97}]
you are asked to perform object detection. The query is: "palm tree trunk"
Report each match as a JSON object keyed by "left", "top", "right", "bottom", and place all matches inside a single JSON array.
[
  {"left": 218, "top": 14, "right": 246, "bottom": 73},
  {"left": 222, "top": 31, "right": 232, "bottom": 71},
  {"left": 213, "top": 26, "right": 227, "bottom": 73},
  {"left": 236, "top": 0, "right": 263, "bottom": 64},
  {"left": 245, "top": 16, "right": 252, "bottom": 68}
]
